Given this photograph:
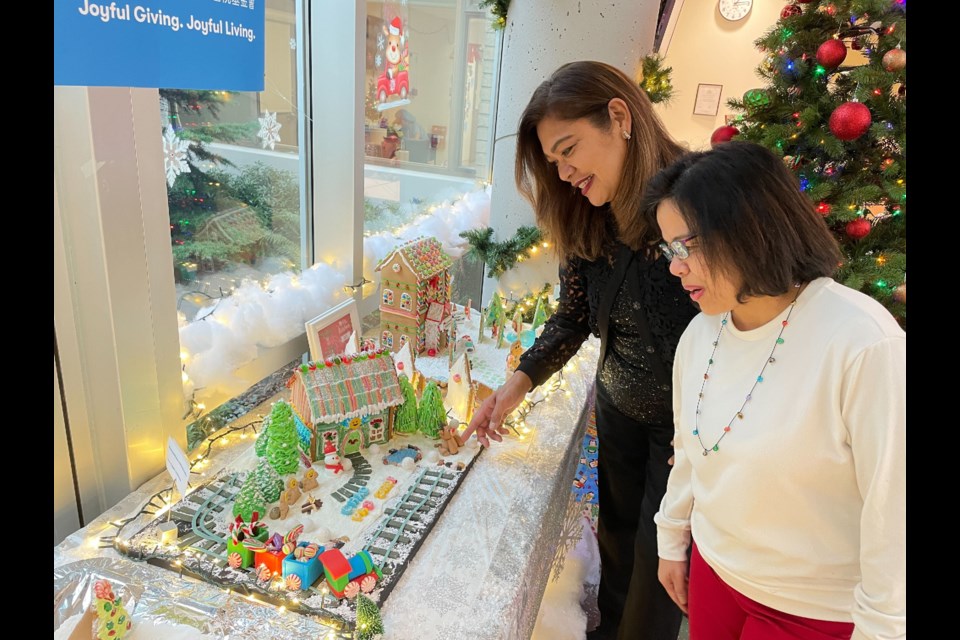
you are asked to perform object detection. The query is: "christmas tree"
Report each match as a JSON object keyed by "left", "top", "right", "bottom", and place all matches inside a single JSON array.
[
  {"left": 724, "top": 0, "right": 906, "bottom": 326},
  {"left": 233, "top": 478, "right": 267, "bottom": 521},
  {"left": 251, "top": 458, "right": 284, "bottom": 503},
  {"left": 265, "top": 400, "right": 300, "bottom": 475},
  {"left": 355, "top": 593, "right": 385, "bottom": 640},
  {"left": 417, "top": 381, "right": 447, "bottom": 439},
  {"left": 394, "top": 374, "right": 419, "bottom": 434}
]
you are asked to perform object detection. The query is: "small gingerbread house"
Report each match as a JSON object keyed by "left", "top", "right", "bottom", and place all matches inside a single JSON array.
[
  {"left": 287, "top": 348, "right": 404, "bottom": 462},
  {"left": 375, "top": 237, "right": 453, "bottom": 354}
]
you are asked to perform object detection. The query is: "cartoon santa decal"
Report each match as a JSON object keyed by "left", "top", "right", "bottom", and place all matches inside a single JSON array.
[{"left": 324, "top": 440, "right": 344, "bottom": 475}]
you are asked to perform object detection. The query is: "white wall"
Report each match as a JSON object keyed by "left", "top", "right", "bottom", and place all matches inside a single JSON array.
[
  {"left": 485, "top": 0, "right": 663, "bottom": 303},
  {"left": 654, "top": 0, "right": 783, "bottom": 150}
]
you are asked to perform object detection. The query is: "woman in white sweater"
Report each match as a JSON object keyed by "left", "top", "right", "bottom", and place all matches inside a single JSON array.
[{"left": 642, "top": 141, "right": 905, "bottom": 640}]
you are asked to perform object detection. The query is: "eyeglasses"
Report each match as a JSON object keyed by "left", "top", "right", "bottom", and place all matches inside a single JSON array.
[{"left": 659, "top": 234, "right": 698, "bottom": 261}]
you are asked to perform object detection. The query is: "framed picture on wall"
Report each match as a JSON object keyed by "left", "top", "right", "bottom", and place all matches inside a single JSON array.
[
  {"left": 305, "top": 299, "right": 362, "bottom": 362},
  {"left": 693, "top": 83, "right": 723, "bottom": 116}
]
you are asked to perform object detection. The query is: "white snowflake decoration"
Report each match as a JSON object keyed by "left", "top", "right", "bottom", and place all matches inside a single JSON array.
[
  {"left": 377, "top": 33, "right": 385, "bottom": 50},
  {"left": 257, "top": 111, "right": 282, "bottom": 150},
  {"left": 162, "top": 126, "right": 190, "bottom": 187},
  {"left": 375, "top": 53, "right": 382, "bottom": 69}
]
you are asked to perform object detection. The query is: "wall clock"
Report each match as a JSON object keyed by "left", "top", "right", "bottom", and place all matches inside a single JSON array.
[{"left": 719, "top": 0, "right": 753, "bottom": 21}]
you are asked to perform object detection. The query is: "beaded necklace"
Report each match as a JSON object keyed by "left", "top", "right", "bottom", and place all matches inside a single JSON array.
[{"left": 693, "top": 284, "right": 803, "bottom": 457}]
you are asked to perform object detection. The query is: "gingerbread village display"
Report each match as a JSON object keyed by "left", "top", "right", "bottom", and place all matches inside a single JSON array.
[{"left": 117, "top": 237, "right": 555, "bottom": 636}]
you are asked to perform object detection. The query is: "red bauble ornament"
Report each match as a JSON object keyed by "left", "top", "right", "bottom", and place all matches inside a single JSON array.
[
  {"left": 710, "top": 125, "right": 740, "bottom": 146},
  {"left": 781, "top": 3, "right": 802, "bottom": 18},
  {"left": 882, "top": 48, "right": 906, "bottom": 72},
  {"left": 845, "top": 218, "right": 871, "bottom": 240},
  {"left": 816, "top": 39, "right": 847, "bottom": 69},
  {"left": 829, "top": 102, "right": 872, "bottom": 141}
]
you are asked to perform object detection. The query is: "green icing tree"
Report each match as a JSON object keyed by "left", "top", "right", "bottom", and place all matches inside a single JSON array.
[
  {"left": 266, "top": 400, "right": 300, "bottom": 475},
  {"left": 485, "top": 291, "right": 506, "bottom": 328},
  {"left": 531, "top": 295, "right": 549, "bottom": 331},
  {"left": 725, "top": 0, "right": 906, "bottom": 326},
  {"left": 254, "top": 422, "right": 270, "bottom": 457},
  {"left": 251, "top": 458, "right": 284, "bottom": 503},
  {"left": 417, "top": 381, "right": 447, "bottom": 439},
  {"left": 394, "top": 374, "right": 419, "bottom": 434},
  {"left": 232, "top": 478, "right": 267, "bottom": 522},
  {"left": 355, "top": 593, "right": 385, "bottom": 640}
]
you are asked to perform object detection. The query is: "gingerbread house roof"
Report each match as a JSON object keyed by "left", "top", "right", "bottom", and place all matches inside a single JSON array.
[
  {"left": 290, "top": 348, "right": 403, "bottom": 423},
  {"left": 374, "top": 236, "right": 453, "bottom": 280}
]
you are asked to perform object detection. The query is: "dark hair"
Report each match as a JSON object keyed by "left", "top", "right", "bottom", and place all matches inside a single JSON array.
[
  {"left": 641, "top": 140, "right": 841, "bottom": 301},
  {"left": 515, "top": 60, "right": 686, "bottom": 261}
]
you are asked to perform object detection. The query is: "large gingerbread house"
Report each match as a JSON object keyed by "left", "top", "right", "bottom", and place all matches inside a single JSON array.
[
  {"left": 287, "top": 348, "right": 405, "bottom": 461},
  {"left": 375, "top": 237, "right": 453, "bottom": 355}
]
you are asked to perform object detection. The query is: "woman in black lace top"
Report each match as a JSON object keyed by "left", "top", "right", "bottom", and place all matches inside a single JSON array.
[{"left": 463, "top": 61, "right": 698, "bottom": 640}]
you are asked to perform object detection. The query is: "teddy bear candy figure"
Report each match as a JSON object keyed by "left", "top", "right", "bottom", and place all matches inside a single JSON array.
[{"left": 438, "top": 418, "right": 466, "bottom": 456}]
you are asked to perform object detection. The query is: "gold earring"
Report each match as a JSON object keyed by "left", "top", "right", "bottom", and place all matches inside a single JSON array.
[{"left": 622, "top": 130, "right": 631, "bottom": 140}]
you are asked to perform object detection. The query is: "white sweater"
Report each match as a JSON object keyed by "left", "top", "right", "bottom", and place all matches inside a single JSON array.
[{"left": 655, "top": 278, "right": 905, "bottom": 640}]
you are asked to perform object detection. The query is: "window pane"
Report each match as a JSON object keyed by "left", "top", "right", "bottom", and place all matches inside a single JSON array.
[
  {"left": 362, "top": 1, "right": 499, "bottom": 312},
  {"left": 170, "top": 0, "right": 305, "bottom": 438}
]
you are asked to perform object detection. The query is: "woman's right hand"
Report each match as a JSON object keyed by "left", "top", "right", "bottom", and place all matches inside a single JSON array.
[
  {"left": 658, "top": 558, "right": 689, "bottom": 614},
  {"left": 461, "top": 371, "right": 533, "bottom": 447}
]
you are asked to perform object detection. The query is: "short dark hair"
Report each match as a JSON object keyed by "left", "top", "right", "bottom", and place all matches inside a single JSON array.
[
  {"left": 641, "top": 141, "right": 841, "bottom": 301},
  {"left": 515, "top": 60, "right": 686, "bottom": 261}
]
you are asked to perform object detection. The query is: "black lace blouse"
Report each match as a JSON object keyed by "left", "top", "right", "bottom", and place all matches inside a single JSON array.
[{"left": 515, "top": 242, "right": 698, "bottom": 424}]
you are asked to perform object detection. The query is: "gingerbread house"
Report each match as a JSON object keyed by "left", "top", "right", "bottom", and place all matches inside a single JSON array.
[
  {"left": 287, "top": 348, "right": 405, "bottom": 462},
  {"left": 375, "top": 237, "right": 453, "bottom": 355}
]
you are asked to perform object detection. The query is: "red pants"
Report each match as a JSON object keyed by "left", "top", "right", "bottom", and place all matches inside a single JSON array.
[{"left": 688, "top": 543, "right": 855, "bottom": 640}]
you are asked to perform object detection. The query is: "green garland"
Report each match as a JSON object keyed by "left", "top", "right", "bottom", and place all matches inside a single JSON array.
[
  {"left": 505, "top": 283, "right": 556, "bottom": 325},
  {"left": 638, "top": 54, "right": 674, "bottom": 104},
  {"left": 479, "top": 0, "right": 510, "bottom": 30},
  {"left": 460, "top": 226, "right": 544, "bottom": 278}
]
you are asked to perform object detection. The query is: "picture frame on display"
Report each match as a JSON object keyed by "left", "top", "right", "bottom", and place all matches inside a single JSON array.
[
  {"left": 693, "top": 83, "right": 723, "bottom": 116},
  {"left": 305, "top": 299, "right": 362, "bottom": 362}
]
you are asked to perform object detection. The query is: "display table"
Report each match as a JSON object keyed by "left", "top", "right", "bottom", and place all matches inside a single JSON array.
[{"left": 54, "top": 339, "right": 600, "bottom": 639}]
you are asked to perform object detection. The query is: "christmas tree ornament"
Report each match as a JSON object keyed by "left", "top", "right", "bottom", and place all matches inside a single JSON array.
[
  {"left": 845, "top": 218, "right": 871, "bottom": 240},
  {"left": 780, "top": 3, "right": 802, "bottom": 19},
  {"left": 882, "top": 48, "right": 906, "bottom": 72},
  {"left": 817, "top": 3, "right": 838, "bottom": 16},
  {"left": 892, "top": 283, "right": 906, "bottom": 304},
  {"left": 743, "top": 88, "right": 771, "bottom": 109},
  {"left": 816, "top": 39, "right": 847, "bottom": 68},
  {"left": 850, "top": 37, "right": 864, "bottom": 51},
  {"left": 829, "top": 102, "right": 872, "bottom": 141},
  {"left": 787, "top": 85, "right": 803, "bottom": 98},
  {"left": 897, "top": 83, "right": 906, "bottom": 98},
  {"left": 710, "top": 125, "right": 740, "bottom": 146},
  {"left": 762, "top": 53, "right": 778, "bottom": 72}
]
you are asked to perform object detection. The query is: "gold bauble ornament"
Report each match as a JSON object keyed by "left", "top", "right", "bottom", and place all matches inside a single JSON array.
[
  {"left": 882, "top": 48, "right": 906, "bottom": 72},
  {"left": 892, "top": 283, "right": 906, "bottom": 304}
]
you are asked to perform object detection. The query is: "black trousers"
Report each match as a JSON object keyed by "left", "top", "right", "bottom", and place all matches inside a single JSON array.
[{"left": 592, "top": 388, "right": 683, "bottom": 640}]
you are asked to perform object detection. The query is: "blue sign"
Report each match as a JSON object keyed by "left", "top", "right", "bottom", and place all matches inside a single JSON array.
[{"left": 55, "top": 0, "right": 265, "bottom": 91}]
